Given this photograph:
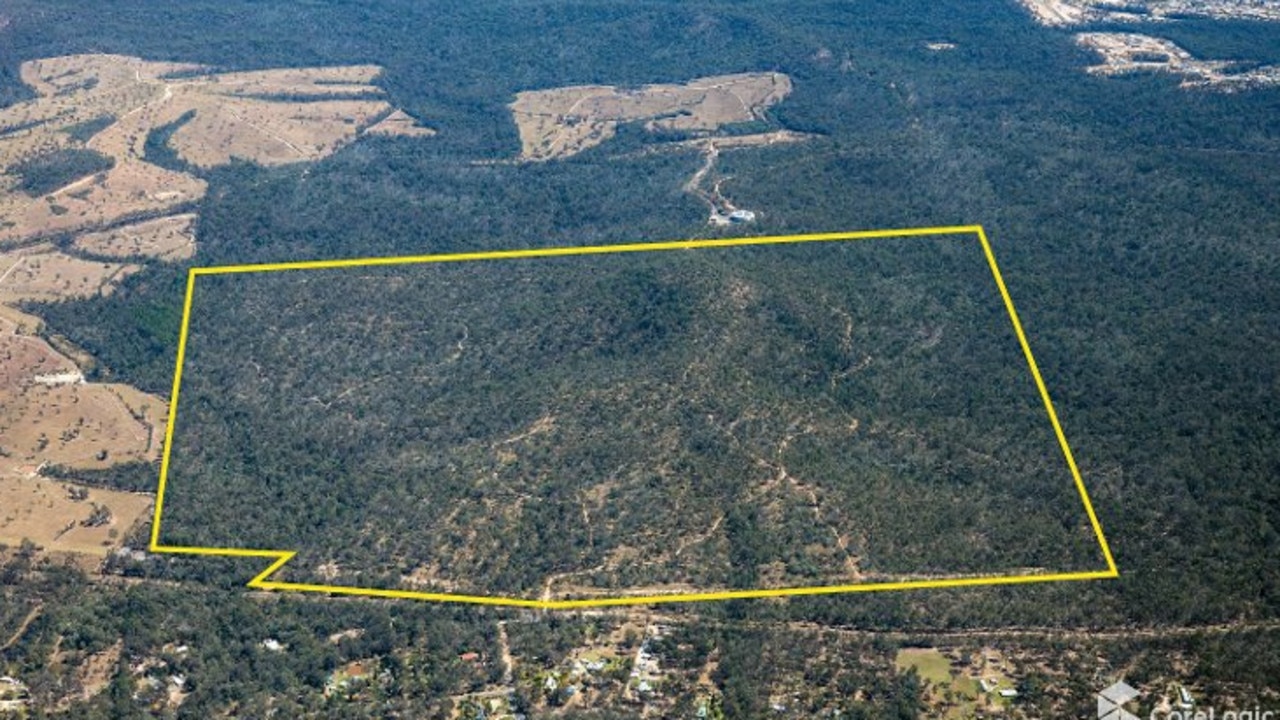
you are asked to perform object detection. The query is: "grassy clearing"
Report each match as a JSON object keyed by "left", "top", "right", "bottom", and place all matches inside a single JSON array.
[{"left": 895, "top": 648, "right": 992, "bottom": 719}]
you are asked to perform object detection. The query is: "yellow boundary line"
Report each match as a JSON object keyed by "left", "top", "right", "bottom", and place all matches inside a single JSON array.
[{"left": 149, "top": 225, "right": 1118, "bottom": 609}]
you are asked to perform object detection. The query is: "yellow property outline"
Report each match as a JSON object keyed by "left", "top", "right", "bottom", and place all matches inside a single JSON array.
[{"left": 149, "top": 225, "right": 1119, "bottom": 609}]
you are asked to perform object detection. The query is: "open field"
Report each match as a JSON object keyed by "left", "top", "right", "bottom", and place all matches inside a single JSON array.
[
  {"left": 71, "top": 213, "right": 197, "bottom": 261},
  {"left": 0, "top": 53, "right": 432, "bottom": 247},
  {"left": 0, "top": 301, "right": 163, "bottom": 565},
  {"left": 0, "top": 313, "right": 163, "bottom": 473},
  {"left": 3, "top": 160, "right": 205, "bottom": 250},
  {"left": 895, "top": 648, "right": 954, "bottom": 685},
  {"left": 1017, "top": 0, "right": 1280, "bottom": 26},
  {"left": 0, "top": 474, "right": 151, "bottom": 558},
  {"left": 1077, "top": 33, "right": 1280, "bottom": 90},
  {"left": 0, "top": 243, "right": 165, "bottom": 510},
  {"left": 895, "top": 647, "right": 1014, "bottom": 719},
  {"left": 510, "top": 72, "right": 792, "bottom": 161},
  {"left": 0, "top": 242, "right": 141, "bottom": 305},
  {"left": 365, "top": 109, "right": 438, "bottom": 138}
]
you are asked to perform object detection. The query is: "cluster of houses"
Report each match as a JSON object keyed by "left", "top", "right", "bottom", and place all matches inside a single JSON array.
[
  {"left": 542, "top": 655, "right": 614, "bottom": 700},
  {"left": 539, "top": 658, "right": 613, "bottom": 705},
  {"left": 626, "top": 625, "right": 668, "bottom": 700},
  {"left": 127, "top": 645, "right": 191, "bottom": 710},
  {"left": 521, "top": 622, "right": 673, "bottom": 711},
  {"left": 323, "top": 659, "right": 377, "bottom": 699}
]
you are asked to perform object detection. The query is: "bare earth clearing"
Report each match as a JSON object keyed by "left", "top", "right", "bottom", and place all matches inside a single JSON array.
[
  {"left": 511, "top": 72, "right": 809, "bottom": 225},
  {"left": 365, "top": 108, "right": 438, "bottom": 138},
  {"left": 510, "top": 72, "right": 792, "bottom": 161},
  {"left": 1077, "top": 32, "right": 1280, "bottom": 90},
  {"left": 1017, "top": 0, "right": 1280, "bottom": 27},
  {"left": 0, "top": 54, "right": 435, "bottom": 563}
]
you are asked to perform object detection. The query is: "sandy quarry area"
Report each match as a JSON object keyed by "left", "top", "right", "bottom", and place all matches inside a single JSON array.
[
  {"left": 1077, "top": 33, "right": 1280, "bottom": 90},
  {"left": 1017, "top": 0, "right": 1280, "bottom": 26},
  {"left": 510, "top": 71, "right": 793, "bottom": 161}
]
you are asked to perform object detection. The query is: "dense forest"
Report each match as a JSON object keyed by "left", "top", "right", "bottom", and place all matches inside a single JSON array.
[
  {"left": 3, "top": 0, "right": 1280, "bottom": 715},
  {"left": 157, "top": 234, "right": 1102, "bottom": 597}
]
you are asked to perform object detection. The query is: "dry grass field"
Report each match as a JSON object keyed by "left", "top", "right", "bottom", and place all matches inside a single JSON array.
[
  {"left": 0, "top": 309, "right": 160, "bottom": 562},
  {"left": 2, "top": 161, "right": 206, "bottom": 249},
  {"left": 0, "top": 314, "right": 162, "bottom": 472},
  {"left": 0, "top": 242, "right": 142, "bottom": 305},
  {"left": 72, "top": 214, "right": 197, "bottom": 261},
  {"left": 0, "top": 240, "right": 164, "bottom": 518},
  {"left": 0, "top": 475, "right": 152, "bottom": 558},
  {"left": 0, "top": 53, "right": 432, "bottom": 247},
  {"left": 510, "top": 72, "right": 792, "bottom": 161},
  {"left": 366, "top": 109, "right": 438, "bottom": 138},
  {"left": 0, "top": 267, "right": 162, "bottom": 565}
]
